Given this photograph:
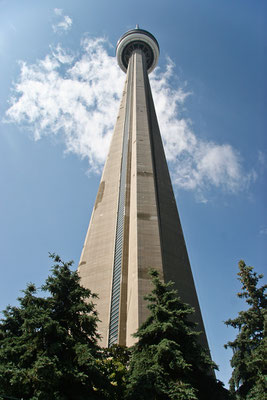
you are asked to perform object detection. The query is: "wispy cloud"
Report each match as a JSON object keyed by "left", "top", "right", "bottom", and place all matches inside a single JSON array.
[
  {"left": 6, "top": 38, "right": 123, "bottom": 171},
  {"left": 259, "top": 227, "right": 267, "bottom": 235},
  {"left": 258, "top": 151, "right": 266, "bottom": 166},
  {"left": 149, "top": 61, "right": 256, "bottom": 197},
  {"left": 5, "top": 36, "right": 254, "bottom": 198},
  {"left": 52, "top": 8, "right": 72, "bottom": 33}
]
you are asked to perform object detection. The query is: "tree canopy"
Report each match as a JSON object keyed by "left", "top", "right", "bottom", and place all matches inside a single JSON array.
[
  {"left": 0, "top": 256, "right": 232, "bottom": 399},
  {"left": 225, "top": 260, "right": 267, "bottom": 400},
  {"left": 125, "top": 270, "right": 228, "bottom": 400},
  {"left": 0, "top": 254, "right": 111, "bottom": 400}
]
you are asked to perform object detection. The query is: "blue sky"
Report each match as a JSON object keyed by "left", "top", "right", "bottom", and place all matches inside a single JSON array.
[{"left": 0, "top": 0, "right": 266, "bottom": 387}]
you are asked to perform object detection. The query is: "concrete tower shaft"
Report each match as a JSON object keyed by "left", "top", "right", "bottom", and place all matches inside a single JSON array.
[{"left": 78, "top": 28, "right": 210, "bottom": 351}]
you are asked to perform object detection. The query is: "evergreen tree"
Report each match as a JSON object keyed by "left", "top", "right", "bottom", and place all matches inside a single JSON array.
[
  {"left": 0, "top": 254, "right": 111, "bottom": 400},
  {"left": 225, "top": 260, "right": 267, "bottom": 400},
  {"left": 125, "top": 270, "right": 228, "bottom": 400}
]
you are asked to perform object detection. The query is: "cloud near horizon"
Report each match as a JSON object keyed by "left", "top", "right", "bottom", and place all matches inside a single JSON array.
[{"left": 5, "top": 36, "right": 254, "bottom": 199}]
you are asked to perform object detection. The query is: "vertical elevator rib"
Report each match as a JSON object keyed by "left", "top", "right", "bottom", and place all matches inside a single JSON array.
[{"left": 108, "top": 59, "right": 133, "bottom": 346}]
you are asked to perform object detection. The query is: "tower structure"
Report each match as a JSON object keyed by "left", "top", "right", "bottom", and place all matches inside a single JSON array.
[{"left": 78, "top": 27, "right": 209, "bottom": 351}]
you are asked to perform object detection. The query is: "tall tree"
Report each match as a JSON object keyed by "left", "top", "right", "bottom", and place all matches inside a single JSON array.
[
  {"left": 0, "top": 254, "right": 111, "bottom": 400},
  {"left": 225, "top": 260, "right": 267, "bottom": 400},
  {"left": 125, "top": 270, "right": 228, "bottom": 400}
]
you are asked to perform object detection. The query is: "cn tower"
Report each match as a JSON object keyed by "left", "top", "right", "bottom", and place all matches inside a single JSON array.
[{"left": 78, "top": 27, "right": 210, "bottom": 351}]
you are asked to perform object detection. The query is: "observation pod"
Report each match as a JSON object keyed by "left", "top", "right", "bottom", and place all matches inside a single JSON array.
[
  {"left": 116, "top": 27, "right": 160, "bottom": 74},
  {"left": 78, "top": 27, "right": 211, "bottom": 355}
]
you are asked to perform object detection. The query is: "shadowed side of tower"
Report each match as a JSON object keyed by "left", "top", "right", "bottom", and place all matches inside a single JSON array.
[{"left": 78, "top": 28, "right": 209, "bottom": 351}]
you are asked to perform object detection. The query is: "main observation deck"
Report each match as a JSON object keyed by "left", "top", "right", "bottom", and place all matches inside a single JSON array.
[{"left": 116, "top": 27, "right": 160, "bottom": 73}]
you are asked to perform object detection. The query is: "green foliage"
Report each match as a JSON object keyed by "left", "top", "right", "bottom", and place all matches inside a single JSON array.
[
  {"left": 0, "top": 254, "right": 111, "bottom": 400},
  {"left": 225, "top": 260, "right": 267, "bottom": 400},
  {"left": 101, "top": 345, "right": 130, "bottom": 399},
  {"left": 125, "top": 270, "right": 228, "bottom": 400}
]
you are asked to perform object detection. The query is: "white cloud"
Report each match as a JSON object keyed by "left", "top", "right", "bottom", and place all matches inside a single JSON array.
[
  {"left": 5, "top": 36, "right": 254, "bottom": 197},
  {"left": 149, "top": 61, "right": 255, "bottom": 196},
  {"left": 52, "top": 9, "right": 72, "bottom": 33},
  {"left": 54, "top": 8, "right": 63, "bottom": 16},
  {"left": 6, "top": 38, "right": 123, "bottom": 171},
  {"left": 50, "top": 44, "right": 74, "bottom": 64}
]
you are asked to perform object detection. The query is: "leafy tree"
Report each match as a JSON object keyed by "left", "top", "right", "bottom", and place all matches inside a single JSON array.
[
  {"left": 225, "top": 260, "right": 267, "bottom": 400},
  {"left": 0, "top": 254, "right": 112, "bottom": 400},
  {"left": 125, "top": 270, "right": 228, "bottom": 400},
  {"left": 101, "top": 345, "right": 130, "bottom": 400}
]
